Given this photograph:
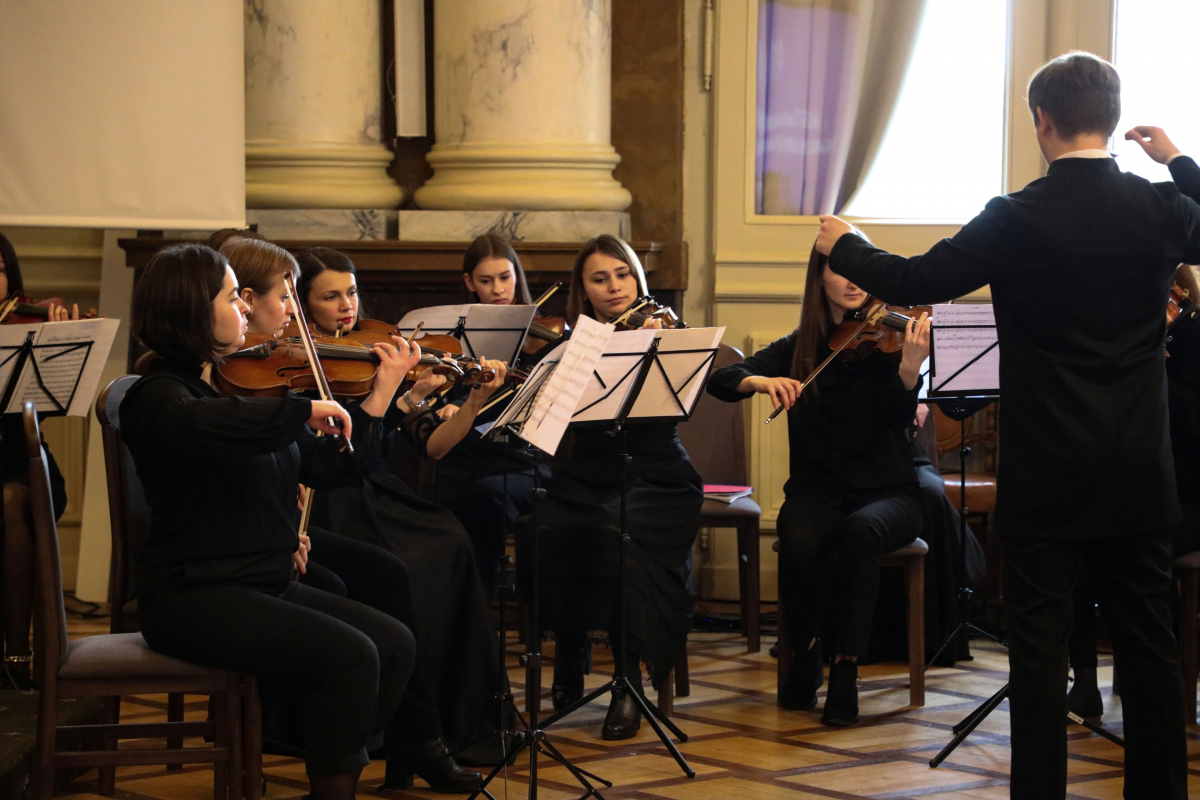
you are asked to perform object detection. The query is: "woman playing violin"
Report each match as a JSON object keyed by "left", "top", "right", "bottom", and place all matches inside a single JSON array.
[
  {"left": 0, "top": 231, "right": 71, "bottom": 687},
  {"left": 291, "top": 247, "right": 514, "bottom": 767},
  {"left": 222, "top": 237, "right": 482, "bottom": 792},
  {"left": 120, "top": 243, "right": 415, "bottom": 800},
  {"left": 520, "top": 233, "right": 701, "bottom": 741},
  {"left": 706, "top": 243, "right": 932, "bottom": 726}
]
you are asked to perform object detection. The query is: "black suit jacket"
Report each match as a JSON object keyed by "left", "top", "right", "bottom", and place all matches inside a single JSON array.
[{"left": 829, "top": 157, "right": 1200, "bottom": 539}]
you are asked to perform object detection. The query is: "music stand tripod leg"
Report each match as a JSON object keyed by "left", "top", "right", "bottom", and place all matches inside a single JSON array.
[{"left": 929, "top": 682, "right": 1008, "bottom": 768}]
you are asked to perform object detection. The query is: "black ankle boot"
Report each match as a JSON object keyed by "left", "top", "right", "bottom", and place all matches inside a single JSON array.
[
  {"left": 601, "top": 685, "right": 642, "bottom": 740},
  {"left": 383, "top": 739, "right": 482, "bottom": 794},
  {"left": 821, "top": 660, "right": 859, "bottom": 726},
  {"left": 780, "top": 641, "right": 824, "bottom": 710},
  {"left": 1067, "top": 667, "right": 1104, "bottom": 721},
  {"left": 552, "top": 637, "right": 588, "bottom": 711}
]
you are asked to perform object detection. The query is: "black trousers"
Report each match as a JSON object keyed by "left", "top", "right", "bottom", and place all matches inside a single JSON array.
[
  {"left": 776, "top": 490, "right": 922, "bottom": 658},
  {"left": 140, "top": 579, "right": 414, "bottom": 777},
  {"left": 440, "top": 472, "right": 537, "bottom": 599},
  {"left": 301, "top": 527, "right": 443, "bottom": 745},
  {"left": 1004, "top": 531, "right": 1187, "bottom": 800}
]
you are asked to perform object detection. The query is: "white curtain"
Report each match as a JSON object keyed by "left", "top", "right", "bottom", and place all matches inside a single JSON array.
[{"left": 0, "top": 1, "right": 245, "bottom": 229}]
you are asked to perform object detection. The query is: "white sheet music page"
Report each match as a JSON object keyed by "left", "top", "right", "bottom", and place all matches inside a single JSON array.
[
  {"left": 18, "top": 318, "right": 121, "bottom": 415},
  {"left": 627, "top": 327, "right": 725, "bottom": 419},
  {"left": 395, "top": 303, "right": 536, "bottom": 365},
  {"left": 571, "top": 328, "right": 658, "bottom": 422},
  {"left": 395, "top": 305, "right": 467, "bottom": 336},
  {"left": 930, "top": 304, "right": 999, "bottom": 396},
  {"left": 0, "top": 323, "right": 41, "bottom": 406},
  {"left": 517, "top": 316, "right": 613, "bottom": 455}
]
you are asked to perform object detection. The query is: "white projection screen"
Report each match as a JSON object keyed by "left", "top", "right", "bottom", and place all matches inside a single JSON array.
[{"left": 0, "top": 1, "right": 245, "bottom": 229}]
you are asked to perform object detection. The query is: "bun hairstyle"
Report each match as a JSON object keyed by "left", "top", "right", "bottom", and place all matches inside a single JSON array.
[
  {"left": 463, "top": 234, "right": 532, "bottom": 304},
  {"left": 221, "top": 237, "right": 299, "bottom": 297},
  {"left": 566, "top": 234, "right": 649, "bottom": 324},
  {"left": 293, "top": 247, "right": 364, "bottom": 321},
  {"left": 132, "top": 244, "right": 231, "bottom": 365}
]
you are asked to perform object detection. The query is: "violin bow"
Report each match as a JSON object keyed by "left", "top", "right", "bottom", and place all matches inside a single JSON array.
[
  {"left": 533, "top": 283, "right": 561, "bottom": 308},
  {"left": 765, "top": 304, "right": 887, "bottom": 424},
  {"left": 0, "top": 294, "right": 19, "bottom": 324},
  {"left": 284, "top": 273, "right": 353, "bottom": 453}
]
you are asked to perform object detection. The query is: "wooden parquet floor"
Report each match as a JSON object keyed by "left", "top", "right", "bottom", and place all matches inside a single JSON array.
[{"left": 53, "top": 615, "right": 1200, "bottom": 800}]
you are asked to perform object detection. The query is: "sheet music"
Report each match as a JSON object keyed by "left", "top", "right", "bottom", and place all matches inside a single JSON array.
[
  {"left": 571, "top": 329, "right": 658, "bottom": 422},
  {"left": 627, "top": 327, "right": 725, "bottom": 418},
  {"left": 930, "top": 304, "right": 1000, "bottom": 396},
  {"left": 3, "top": 318, "right": 120, "bottom": 415},
  {"left": 395, "top": 303, "right": 535, "bottom": 364},
  {"left": 507, "top": 316, "right": 614, "bottom": 455},
  {"left": 0, "top": 323, "right": 40, "bottom": 401}
]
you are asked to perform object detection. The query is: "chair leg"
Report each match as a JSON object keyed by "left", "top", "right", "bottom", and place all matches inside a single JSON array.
[
  {"left": 243, "top": 678, "right": 263, "bottom": 800},
  {"left": 657, "top": 668, "right": 674, "bottom": 716},
  {"left": 212, "top": 686, "right": 230, "bottom": 800},
  {"left": 675, "top": 650, "right": 690, "bottom": 698},
  {"left": 908, "top": 556, "right": 926, "bottom": 707},
  {"left": 737, "top": 521, "right": 762, "bottom": 653},
  {"left": 1179, "top": 568, "right": 1198, "bottom": 724},
  {"left": 166, "top": 692, "right": 184, "bottom": 771},
  {"left": 776, "top": 596, "right": 792, "bottom": 706},
  {"left": 29, "top": 680, "right": 58, "bottom": 800},
  {"left": 97, "top": 696, "right": 120, "bottom": 794}
]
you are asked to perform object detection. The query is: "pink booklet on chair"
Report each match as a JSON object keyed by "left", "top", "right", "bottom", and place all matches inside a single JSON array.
[{"left": 703, "top": 484, "right": 753, "bottom": 503}]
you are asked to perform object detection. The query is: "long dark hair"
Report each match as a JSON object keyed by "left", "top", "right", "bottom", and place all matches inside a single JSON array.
[
  {"left": 566, "top": 234, "right": 649, "bottom": 324},
  {"left": 463, "top": 234, "right": 532, "bottom": 304},
  {"left": 132, "top": 244, "right": 230, "bottom": 365},
  {"left": 790, "top": 244, "right": 836, "bottom": 384},
  {"left": 0, "top": 231, "right": 24, "bottom": 296},
  {"left": 294, "top": 247, "right": 365, "bottom": 322}
]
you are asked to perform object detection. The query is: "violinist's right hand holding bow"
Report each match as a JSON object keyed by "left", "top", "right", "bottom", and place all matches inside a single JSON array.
[
  {"left": 308, "top": 400, "right": 354, "bottom": 438},
  {"left": 739, "top": 375, "right": 805, "bottom": 412}
]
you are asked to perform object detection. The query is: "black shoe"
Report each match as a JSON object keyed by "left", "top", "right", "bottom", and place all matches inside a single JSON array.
[
  {"left": 551, "top": 637, "right": 587, "bottom": 711},
  {"left": 383, "top": 739, "right": 482, "bottom": 794},
  {"left": 780, "top": 641, "right": 824, "bottom": 711},
  {"left": 821, "top": 660, "right": 859, "bottom": 726},
  {"left": 601, "top": 687, "right": 642, "bottom": 740},
  {"left": 1067, "top": 667, "right": 1104, "bottom": 721}
]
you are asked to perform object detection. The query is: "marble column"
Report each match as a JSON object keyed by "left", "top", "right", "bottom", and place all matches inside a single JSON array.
[
  {"left": 244, "top": 0, "right": 402, "bottom": 209},
  {"left": 415, "top": 0, "right": 631, "bottom": 211}
]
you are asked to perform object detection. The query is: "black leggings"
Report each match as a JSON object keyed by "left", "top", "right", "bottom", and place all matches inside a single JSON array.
[
  {"left": 139, "top": 579, "right": 414, "bottom": 777},
  {"left": 301, "top": 527, "right": 442, "bottom": 744},
  {"left": 776, "top": 491, "right": 923, "bottom": 658}
]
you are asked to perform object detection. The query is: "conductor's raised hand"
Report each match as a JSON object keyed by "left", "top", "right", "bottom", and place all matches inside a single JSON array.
[
  {"left": 1124, "top": 126, "right": 1182, "bottom": 164},
  {"left": 308, "top": 399, "right": 353, "bottom": 439},
  {"left": 745, "top": 375, "right": 805, "bottom": 411},
  {"left": 815, "top": 215, "right": 856, "bottom": 257}
]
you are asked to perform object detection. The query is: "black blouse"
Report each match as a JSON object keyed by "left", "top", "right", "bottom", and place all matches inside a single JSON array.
[
  {"left": 706, "top": 331, "right": 922, "bottom": 504},
  {"left": 120, "top": 359, "right": 380, "bottom": 592}
]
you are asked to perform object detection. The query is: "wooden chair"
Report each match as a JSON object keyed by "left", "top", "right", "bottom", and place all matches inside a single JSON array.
[
  {"left": 773, "top": 537, "right": 928, "bottom": 708},
  {"left": 677, "top": 343, "right": 764, "bottom": 653},
  {"left": 95, "top": 377, "right": 263, "bottom": 800},
  {"left": 1175, "top": 551, "right": 1200, "bottom": 723},
  {"left": 23, "top": 401, "right": 246, "bottom": 800}
]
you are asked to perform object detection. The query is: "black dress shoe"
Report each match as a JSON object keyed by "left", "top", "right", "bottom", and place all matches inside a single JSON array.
[
  {"left": 780, "top": 641, "right": 824, "bottom": 711},
  {"left": 601, "top": 687, "right": 642, "bottom": 740},
  {"left": 552, "top": 636, "right": 589, "bottom": 711},
  {"left": 820, "top": 660, "right": 859, "bottom": 726},
  {"left": 1067, "top": 667, "right": 1104, "bottom": 721},
  {"left": 383, "top": 738, "right": 482, "bottom": 794}
]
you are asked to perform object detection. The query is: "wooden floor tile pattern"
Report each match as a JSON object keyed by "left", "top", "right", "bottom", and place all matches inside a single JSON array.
[{"left": 52, "top": 615, "right": 1200, "bottom": 799}]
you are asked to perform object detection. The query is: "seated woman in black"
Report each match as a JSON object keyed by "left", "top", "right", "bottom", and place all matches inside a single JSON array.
[
  {"left": 523, "top": 233, "right": 703, "bottom": 741},
  {"left": 706, "top": 245, "right": 931, "bottom": 726},
  {"left": 0, "top": 231, "right": 71, "bottom": 687},
  {"left": 292, "top": 247, "right": 513, "bottom": 767},
  {"left": 433, "top": 234, "right": 548, "bottom": 597},
  {"left": 120, "top": 243, "right": 415, "bottom": 800},
  {"left": 223, "top": 236, "right": 482, "bottom": 792}
]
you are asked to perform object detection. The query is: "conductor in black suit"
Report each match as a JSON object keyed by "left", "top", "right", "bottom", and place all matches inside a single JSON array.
[{"left": 814, "top": 53, "right": 1199, "bottom": 800}]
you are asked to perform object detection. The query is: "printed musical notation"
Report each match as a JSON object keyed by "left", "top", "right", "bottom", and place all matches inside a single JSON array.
[{"left": 929, "top": 304, "right": 1000, "bottom": 396}]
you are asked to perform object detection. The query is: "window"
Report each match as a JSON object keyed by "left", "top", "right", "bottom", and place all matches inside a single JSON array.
[
  {"left": 1112, "top": 0, "right": 1200, "bottom": 182},
  {"left": 843, "top": 0, "right": 1008, "bottom": 219}
]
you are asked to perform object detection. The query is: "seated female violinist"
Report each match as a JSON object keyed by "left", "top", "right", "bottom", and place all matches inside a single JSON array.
[
  {"left": 0, "top": 230, "right": 72, "bottom": 688},
  {"left": 706, "top": 243, "right": 931, "bottom": 726},
  {"left": 521, "top": 233, "right": 702, "bottom": 741},
  {"left": 220, "top": 235, "right": 482, "bottom": 792},
  {"left": 433, "top": 234, "right": 550, "bottom": 598},
  {"left": 291, "top": 246, "right": 514, "bottom": 766},
  {"left": 120, "top": 242, "right": 417, "bottom": 800}
]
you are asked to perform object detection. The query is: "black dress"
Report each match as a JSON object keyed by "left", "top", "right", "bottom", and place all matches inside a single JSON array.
[
  {"left": 0, "top": 413, "right": 67, "bottom": 519},
  {"left": 519, "top": 418, "right": 702, "bottom": 689},
  {"left": 310, "top": 400, "right": 509, "bottom": 765}
]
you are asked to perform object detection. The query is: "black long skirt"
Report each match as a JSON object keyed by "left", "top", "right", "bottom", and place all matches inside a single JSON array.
[
  {"left": 519, "top": 426, "right": 702, "bottom": 689},
  {"left": 312, "top": 471, "right": 509, "bottom": 765}
]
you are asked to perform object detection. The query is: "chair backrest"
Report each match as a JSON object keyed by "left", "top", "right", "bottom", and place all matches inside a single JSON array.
[
  {"left": 94, "top": 375, "right": 146, "bottom": 634},
  {"left": 677, "top": 343, "right": 747, "bottom": 486},
  {"left": 23, "top": 403, "right": 69, "bottom": 685}
]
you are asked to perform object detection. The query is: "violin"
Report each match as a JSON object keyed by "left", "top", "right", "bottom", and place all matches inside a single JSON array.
[
  {"left": 521, "top": 283, "right": 571, "bottom": 356},
  {"left": 350, "top": 323, "right": 494, "bottom": 387},
  {"left": 610, "top": 296, "right": 685, "bottom": 330},
  {"left": 0, "top": 293, "right": 98, "bottom": 324},
  {"left": 765, "top": 299, "right": 930, "bottom": 424},
  {"left": 1167, "top": 280, "right": 1196, "bottom": 330}
]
